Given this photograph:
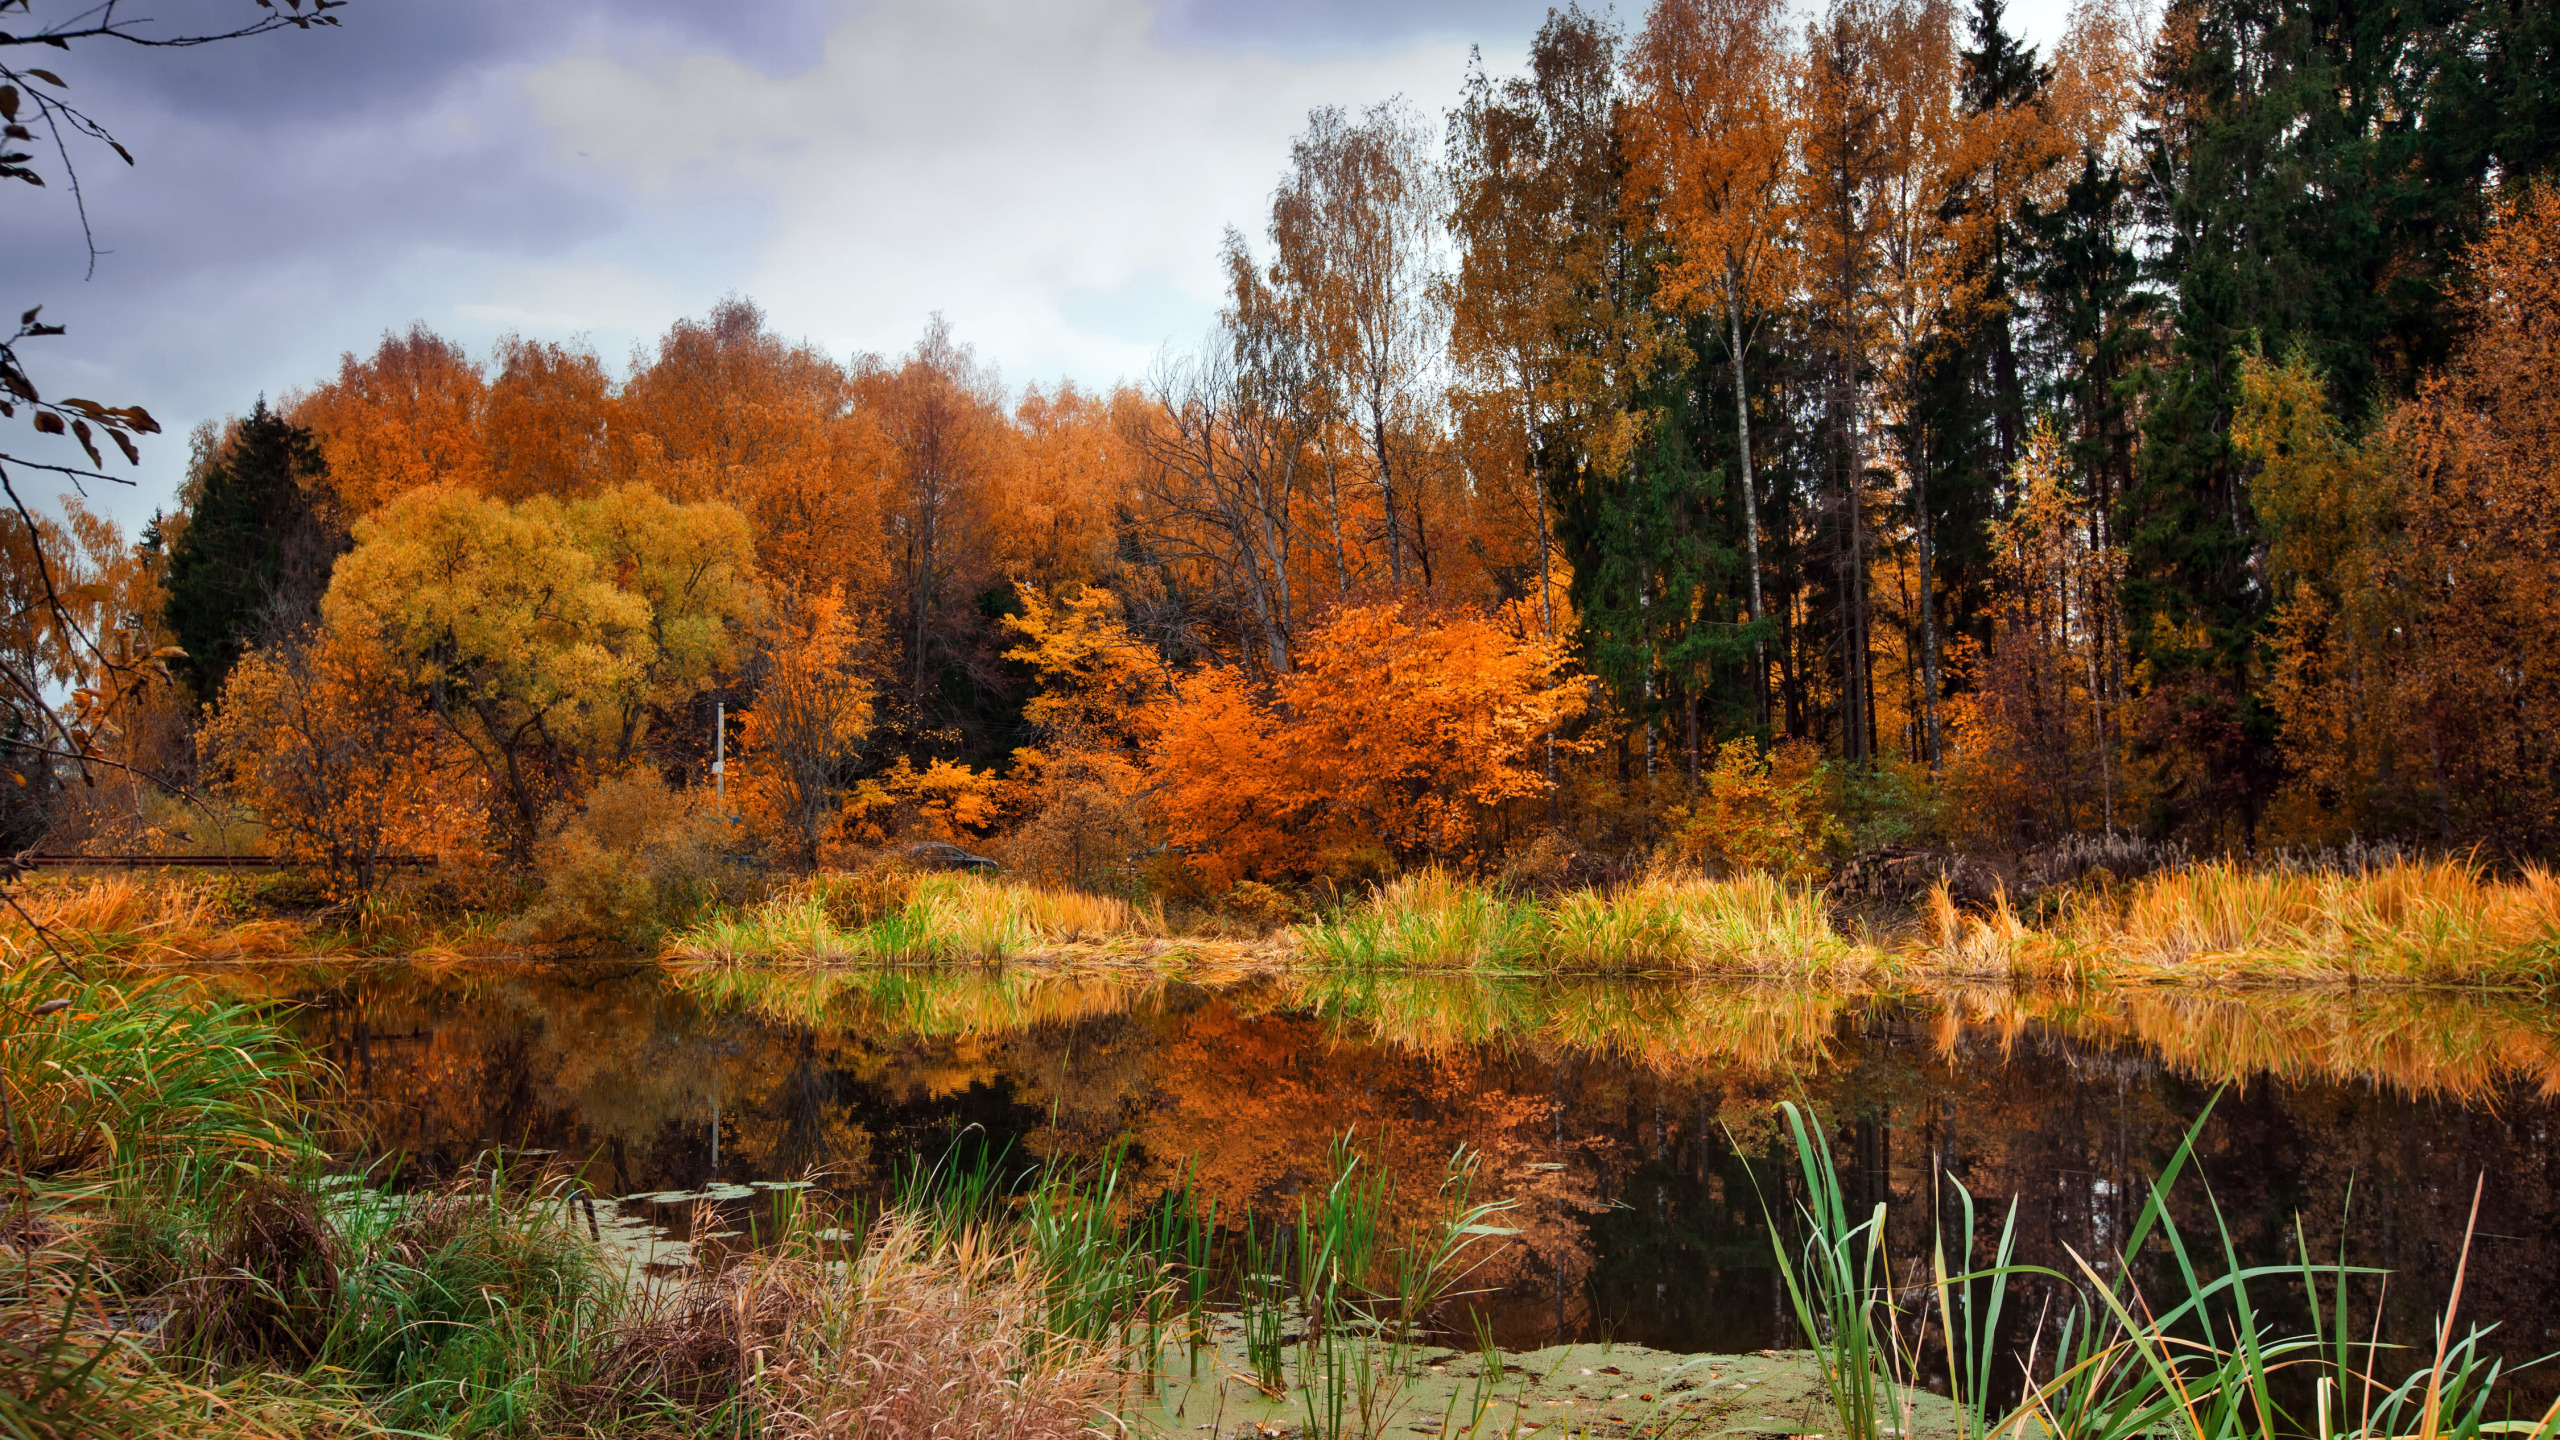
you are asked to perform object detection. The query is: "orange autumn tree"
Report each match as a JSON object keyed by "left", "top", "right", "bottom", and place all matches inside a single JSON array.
[
  {"left": 291, "top": 324, "right": 492, "bottom": 514},
  {"left": 734, "top": 587, "right": 876, "bottom": 867},
  {"left": 994, "top": 385, "right": 1125, "bottom": 593},
  {"left": 620, "top": 299, "right": 893, "bottom": 620},
  {"left": 1940, "top": 419, "right": 2124, "bottom": 847},
  {"left": 202, "top": 629, "right": 482, "bottom": 892},
  {"left": 1151, "top": 597, "right": 1585, "bottom": 887},
  {"left": 484, "top": 335, "right": 619, "bottom": 502}
]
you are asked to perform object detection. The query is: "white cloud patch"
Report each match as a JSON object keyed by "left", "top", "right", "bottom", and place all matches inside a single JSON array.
[{"left": 522, "top": 0, "right": 1479, "bottom": 382}]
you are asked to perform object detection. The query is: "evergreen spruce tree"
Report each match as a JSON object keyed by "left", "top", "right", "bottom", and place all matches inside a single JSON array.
[
  {"left": 2118, "top": 0, "right": 2548, "bottom": 838},
  {"left": 163, "top": 401, "right": 337, "bottom": 704}
]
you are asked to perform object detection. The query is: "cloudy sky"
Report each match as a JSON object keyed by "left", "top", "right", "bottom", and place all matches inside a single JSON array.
[{"left": 9, "top": 0, "right": 2079, "bottom": 528}]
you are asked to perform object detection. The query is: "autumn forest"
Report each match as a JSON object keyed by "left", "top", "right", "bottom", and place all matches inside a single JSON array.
[
  {"left": 7, "top": 0, "right": 2551, "bottom": 915},
  {"left": 9, "top": 0, "right": 2560, "bottom": 1435}
]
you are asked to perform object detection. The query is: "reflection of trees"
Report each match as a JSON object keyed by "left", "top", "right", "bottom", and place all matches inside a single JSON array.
[
  {"left": 1050, "top": 1001, "right": 1614, "bottom": 1313},
  {"left": 210, "top": 960, "right": 2560, "bottom": 1398}
]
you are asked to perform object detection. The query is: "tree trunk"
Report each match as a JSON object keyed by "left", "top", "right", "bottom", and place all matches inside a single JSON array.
[
  {"left": 1917, "top": 427, "right": 1942, "bottom": 769},
  {"left": 1726, "top": 288, "right": 1768, "bottom": 732},
  {"left": 1373, "top": 407, "right": 1405, "bottom": 587}
]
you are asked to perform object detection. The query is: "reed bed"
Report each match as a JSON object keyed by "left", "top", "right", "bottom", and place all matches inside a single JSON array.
[
  {"left": 2097, "top": 857, "right": 2560, "bottom": 983},
  {"left": 1765, "top": 1099, "right": 2560, "bottom": 1440},
  {"left": 0, "top": 960, "right": 313, "bottom": 1192},
  {"left": 1300, "top": 856, "right": 2560, "bottom": 986},
  {"left": 1300, "top": 866, "right": 1864, "bottom": 976}
]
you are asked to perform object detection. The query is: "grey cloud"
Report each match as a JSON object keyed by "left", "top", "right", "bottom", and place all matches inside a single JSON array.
[{"left": 0, "top": 0, "right": 1589, "bottom": 531}]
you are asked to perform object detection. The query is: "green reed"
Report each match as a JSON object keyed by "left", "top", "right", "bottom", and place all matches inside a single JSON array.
[
  {"left": 891, "top": 1127, "right": 1017, "bottom": 1246},
  {"left": 1239, "top": 1209, "right": 1291, "bottom": 1394},
  {"left": 1299, "top": 871, "right": 1541, "bottom": 972},
  {"left": 1276, "top": 1133, "right": 1517, "bottom": 1440},
  {"left": 1765, "top": 1098, "right": 2560, "bottom": 1440},
  {"left": 1134, "top": 1160, "right": 1219, "bottom": 1375},
  {"left": 1, "top": 964, "right": 317, "bottom": 1201},
  {"left": 1023, "top": 1142, "right": 1140, "bottom": 1350}
]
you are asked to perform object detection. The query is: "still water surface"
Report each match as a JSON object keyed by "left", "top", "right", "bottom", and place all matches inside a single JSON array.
[{"left": 206, "top": 960, "right": 2560, "bottom": 1396}]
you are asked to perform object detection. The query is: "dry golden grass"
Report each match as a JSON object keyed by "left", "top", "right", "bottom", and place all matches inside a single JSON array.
[
  {"left": 0, "top": 874, "right": 252, "bottom": 959},
  {"left": 0, "top": 872, "right": 515, "bottom": 964},
  {"left": 587, "top": 1215, "right": 1119, "bottom": 1439},
  {"left": 1910, "top": 857, "right": 2560, "bottom": 987},
  {"left": 671, "top": 873, "right": 1160, "bottom": 965},
  {"left": 1915, "top": 882, "right": 2052, "bottom": 977}
]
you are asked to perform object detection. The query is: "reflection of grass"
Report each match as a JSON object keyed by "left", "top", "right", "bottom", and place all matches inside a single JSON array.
[
  {"left": 674, "top": 958, "right": 1166, "bottom": 1037},
  {"left": 1937, "top": 982, "right": 2560, "bottom": 1102},
  {"left": 677, "top": 950, "right": 2560, "bottom": 1100},
  {"left": 1291, "top": 969, "right": 1851, "bottom": 1073}
]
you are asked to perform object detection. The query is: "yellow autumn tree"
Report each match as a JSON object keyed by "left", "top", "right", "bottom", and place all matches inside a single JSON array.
[
  {"left": 1663, "top": 737, "right": 1839, "bottom": 881},
  {"left": 565, "top": 483, "right": 760, "bottom": 764},
  {"left": 323, "top": 486, "right": 653, "bottom": 862}
]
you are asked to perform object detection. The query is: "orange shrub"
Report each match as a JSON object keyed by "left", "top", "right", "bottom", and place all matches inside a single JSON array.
[
  {"left": 1149, "top": 597, "right": 1585, "bottom": 887},
  {"left": 202, "top": 631, "right": 485, "bottom": 892}
]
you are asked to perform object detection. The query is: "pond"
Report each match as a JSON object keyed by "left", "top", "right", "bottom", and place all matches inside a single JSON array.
[{"left": 199, "top": 959, "right": 2560, "bottom": 1406}]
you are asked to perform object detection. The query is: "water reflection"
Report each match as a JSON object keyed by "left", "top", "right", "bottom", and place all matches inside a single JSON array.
[{"left": 208, "top": 960, "right": 2560, "bottom": 1402}]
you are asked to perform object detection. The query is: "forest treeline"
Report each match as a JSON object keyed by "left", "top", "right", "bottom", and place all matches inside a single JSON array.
[{"left": 12, "top": 0, "right": 2559, "bottom": 901}]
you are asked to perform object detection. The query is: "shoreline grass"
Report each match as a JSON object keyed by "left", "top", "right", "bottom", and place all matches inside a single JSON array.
[
  {"left": 667, "top": 858, "right": 2560, "bottom": 988},
  {"left": 1765, "top": 1098, "right": 2560, "bottom": 1440},
  {"left": 667, "top": 870, "right": 1155, "bottom": 965},
  {"left": 21, "top": 851, "right": 2560, "bottom": 991}
]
